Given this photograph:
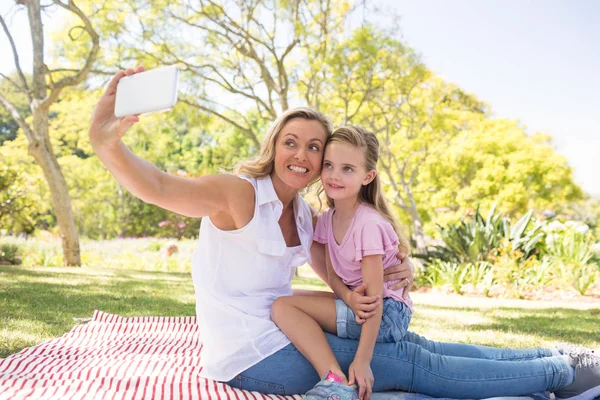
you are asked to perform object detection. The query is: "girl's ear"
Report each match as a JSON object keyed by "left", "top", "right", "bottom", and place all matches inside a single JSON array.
[{"left": 363, "top": 170, "right": 377, "bottom": 186}]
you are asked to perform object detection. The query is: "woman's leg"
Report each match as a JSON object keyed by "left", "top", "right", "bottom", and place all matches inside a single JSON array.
[
  {"left": 227, "top": 335, "right": 572, "bottom": 398},
  {"left": 402, "top": 330, "right": 553, "bottom": 360}
]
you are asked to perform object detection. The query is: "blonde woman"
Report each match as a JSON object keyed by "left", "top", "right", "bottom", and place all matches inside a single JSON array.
[{"left": 90, "top": 68, "right": 600, "bottom": 400}]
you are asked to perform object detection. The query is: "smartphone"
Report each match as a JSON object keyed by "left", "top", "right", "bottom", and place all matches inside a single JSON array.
[{"left": 114, "top": 66, "right": 179, "bottom": 117}]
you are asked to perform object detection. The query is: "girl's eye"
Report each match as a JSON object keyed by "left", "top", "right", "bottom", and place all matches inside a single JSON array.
[
  {"left": 285, "top": 140, "right": 296, "bottom": 147},
  {"left": 323, "top": 162, "right": 332, "bottom": 169},
  {"left": 309, "top": 144, "right": 321, "bottom": 152},
  {"left": 343, "top": 166, "right": 353, "bottom": 173}
]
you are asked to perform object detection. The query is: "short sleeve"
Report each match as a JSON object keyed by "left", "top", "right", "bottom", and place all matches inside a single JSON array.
[
  {"left": 353, "top": 220, "right": 399, "bottom": 262},
  {"left": 313, "top": 211, "right": 330, "bottom": 244}
]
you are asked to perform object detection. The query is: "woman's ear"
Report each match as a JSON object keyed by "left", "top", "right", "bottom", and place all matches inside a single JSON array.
[{"left": 363, "top": 170, "right": 377, "bottom": 186}]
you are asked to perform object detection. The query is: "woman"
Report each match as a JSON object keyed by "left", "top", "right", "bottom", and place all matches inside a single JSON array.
[{"left": 89, "top": 67, "right": 600, "bottom": 400}]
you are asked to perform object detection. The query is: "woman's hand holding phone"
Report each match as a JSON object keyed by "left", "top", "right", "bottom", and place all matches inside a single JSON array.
[{"left": 89, "top": 67, "right": 145, "bottom": 151}]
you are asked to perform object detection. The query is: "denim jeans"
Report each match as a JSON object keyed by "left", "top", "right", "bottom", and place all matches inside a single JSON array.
[
  {"left": 336, "top": 298, "right": 412, "bottom": 342},
  {"left": 225, "top": 331, "right": 572, "bottom": 399}
]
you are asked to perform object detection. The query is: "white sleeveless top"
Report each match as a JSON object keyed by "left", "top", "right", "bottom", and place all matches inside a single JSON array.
[{"left": 192, "top": 175, "right": 314, "bottom": 381}]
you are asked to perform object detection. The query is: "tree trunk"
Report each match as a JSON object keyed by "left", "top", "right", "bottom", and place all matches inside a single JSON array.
[
  {"left": 29, "top": 108, "right": 81, "bottom": 266},
  {"left": 1, "top": 0, "right": 99, "bottom": 266},
  {"left": 405, "top": 188, "right": 427, "bottom": 255}
]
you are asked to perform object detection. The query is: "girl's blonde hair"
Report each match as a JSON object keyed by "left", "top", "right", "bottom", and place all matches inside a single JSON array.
[
  {"left": 233, "top": 107, "right": 333, "bottom": 183},
  {"left": 324, "top": 126, "right": 410, "bottom": 255}
]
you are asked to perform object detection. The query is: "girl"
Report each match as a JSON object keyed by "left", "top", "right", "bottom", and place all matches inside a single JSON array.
[{"left": 271, "top": 126, "right": 415, "bottom": 400}]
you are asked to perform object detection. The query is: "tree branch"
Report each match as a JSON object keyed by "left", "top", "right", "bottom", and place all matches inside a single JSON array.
[
  {"left": 0, "top": 92, "right": 34, "bottom": 142},
  {"left": 40, "top": 0, "right": 100, "bottom": 108},
  {"left": 0, "top": 14, "right": 32, "bottom": 102}
]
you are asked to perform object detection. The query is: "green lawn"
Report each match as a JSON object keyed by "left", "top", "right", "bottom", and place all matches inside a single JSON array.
[{"left": 1, "top": 265, "right": 599, "bottom": 359}]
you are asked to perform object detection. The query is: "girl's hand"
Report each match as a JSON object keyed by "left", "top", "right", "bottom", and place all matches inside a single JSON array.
[
  {"left": 348, "top": 359, "right": 374, "bottom": 400},
  {"left": 346, "top": 283, "right": 380, "bottom": 324},
  {"left": 89, "top": 66, "right": 144, "bottom": 150},
  {"left": 384, "top": 252, "right": 414, "bottom": 298}
]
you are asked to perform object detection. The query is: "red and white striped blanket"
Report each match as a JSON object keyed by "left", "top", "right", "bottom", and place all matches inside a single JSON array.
[
  {"left": 0, "top": 311, "right": 301, "bottom": 400},
  {"left": 0, "top": 311, "right": 547, "bottom": 400}
]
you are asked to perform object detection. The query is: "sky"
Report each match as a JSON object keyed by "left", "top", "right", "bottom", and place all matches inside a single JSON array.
[
  {"left": 1, "top": 0, "right": 599, "bottom": 196},
  {"left": 375, "top": 0, "right": 600, "bottom": 196}
]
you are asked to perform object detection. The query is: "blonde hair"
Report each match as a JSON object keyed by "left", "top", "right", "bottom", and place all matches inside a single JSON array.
[
  {"left": 233, "top": 107, "right": 333, "bottom": 183},
  {"left": 323, "top": 126, "right": 410, "bottom": 255}
]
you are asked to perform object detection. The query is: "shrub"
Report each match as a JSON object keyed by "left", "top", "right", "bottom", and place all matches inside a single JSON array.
[{"left": 0, "top": 242, "right": 22, "bottom": 265}]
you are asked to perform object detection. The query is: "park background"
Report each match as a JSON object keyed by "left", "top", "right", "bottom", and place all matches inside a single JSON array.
[{"left": 1, "top": 0, "right": 599, "bottom": 358}]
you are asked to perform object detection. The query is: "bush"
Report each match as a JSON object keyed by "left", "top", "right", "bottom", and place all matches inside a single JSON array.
[{"left": 0, "top": 242, "right": 22, "bottom": 265}]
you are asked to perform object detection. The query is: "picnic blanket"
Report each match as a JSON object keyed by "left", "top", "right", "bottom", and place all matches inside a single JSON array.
[{"left": 0, "top": 311, "right": 550, "bottom": 400}]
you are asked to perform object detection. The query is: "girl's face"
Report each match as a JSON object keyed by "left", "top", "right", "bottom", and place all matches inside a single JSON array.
[
  {"left": 273, "top": 118, "right": 327, "bottom": 191},
  {"left": 321, "top": 142, "right": 375, "bottom": 203}
]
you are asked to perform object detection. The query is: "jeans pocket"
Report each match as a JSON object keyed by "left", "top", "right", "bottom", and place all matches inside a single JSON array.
[
  {"left": 379, "top": 300, "right": 411, "bottom": 342},
  {"left": 228, "top": 375, "right": 286, "bottom": 395}
]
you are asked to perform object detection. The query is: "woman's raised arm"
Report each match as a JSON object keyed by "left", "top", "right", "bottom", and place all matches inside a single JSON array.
[{"left": 89, "top": 68, "right": 253, "bottom": 220}]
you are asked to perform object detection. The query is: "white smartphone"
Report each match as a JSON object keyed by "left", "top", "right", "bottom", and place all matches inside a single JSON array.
[{"left": 114, "top": 66, "right": 179, "bottom": 117}]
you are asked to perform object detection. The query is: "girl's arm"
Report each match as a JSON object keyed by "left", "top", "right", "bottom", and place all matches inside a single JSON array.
[
  {"left": 89, "top": 68, "right": 253, "bottom": 222},
  {"left": 348, "top": 255, "right": 384, "bottom": 399},
  {"left": 308, "top": 241, "right": 380, "bottom": 319}
]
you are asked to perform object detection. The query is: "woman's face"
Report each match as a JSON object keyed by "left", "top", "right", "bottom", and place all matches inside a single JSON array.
[{"left": 273, "top": 118, "right": 328, "bottom": 191}]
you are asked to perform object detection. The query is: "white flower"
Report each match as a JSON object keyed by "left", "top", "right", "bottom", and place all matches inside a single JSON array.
[
  {"left": 545, "top": 221, "right": 565, "bottom": 233},
  {"left": 575, "top": 224, "right": 589, "bottom": 234}
]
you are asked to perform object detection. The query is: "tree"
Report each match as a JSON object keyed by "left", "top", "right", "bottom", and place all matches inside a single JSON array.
[
  {"left": 56, "top": 0, "right": 357, "bottom": 146},
  {"left": 0, "top": 0, "right": 99, "bottom": 265},
  {"left": 419, "top": 118, "right": 584, "bottom": 229},
  {"left": 314, "top": 24, "right": 481, "bottom": 254}
]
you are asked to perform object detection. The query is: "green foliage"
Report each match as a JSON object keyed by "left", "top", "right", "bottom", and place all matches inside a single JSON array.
[
  {"left": 428, "top": 206, "right": 546, "bottom": 265},
  {"left": 0, "top": 1, "right": 587, "bottom": 249},
  {"left": 1, "top": 236, "right": 195, "bottom": 272},
  {"left": 426, "top": 260, "right": 470, "bottom": 294},
  {"left": 543, "top": 221, "right": 599, "bottom": 295},
  {"left": 420, "top": 120, "right": 583, "bottom": 234},
  {"left": 0, "top": 242, "right": 22, "bottom": 265},
  {"left": 421, "top": 207, "right": 600, "bottom": 297},
  {"left": 544, "top": 222, "right": 595, "bottom": 266}
]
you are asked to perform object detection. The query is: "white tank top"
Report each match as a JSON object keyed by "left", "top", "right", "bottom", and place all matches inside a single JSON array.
[{"left": 192, "top": 175, "right": 314, "bottom": 381}]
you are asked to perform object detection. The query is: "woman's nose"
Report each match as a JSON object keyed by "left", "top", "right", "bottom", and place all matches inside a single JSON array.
[{"left": 294, "top": 147, "right": 307, "bottom": 161}]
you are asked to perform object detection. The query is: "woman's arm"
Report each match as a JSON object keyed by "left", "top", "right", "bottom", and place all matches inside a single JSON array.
[{"left": 89, "top": 68, "right": 253, "bottom": 221}]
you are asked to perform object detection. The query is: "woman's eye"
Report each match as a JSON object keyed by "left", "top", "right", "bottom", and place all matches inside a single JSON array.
[
  {"left": 309, "top": 144, "right": 321, "bottom": 152},
  {"left": 285, "top": 140, "right": 296, "bottom": 147}
]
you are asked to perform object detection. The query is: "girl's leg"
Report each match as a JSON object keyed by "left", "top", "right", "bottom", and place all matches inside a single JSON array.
[
  {"left": 402, "top": 330, "right": 553, "bottom": 360},
  {"left": 227, "top": 335, "right": 572, "bottom": 398},
  {"left": 270, "top": 296, "right": 346, "bottom": 382}
]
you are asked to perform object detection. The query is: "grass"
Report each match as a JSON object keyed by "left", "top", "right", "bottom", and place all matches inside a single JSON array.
[{"left": 1, "top": 265, "right": 599, "bottom": 359}]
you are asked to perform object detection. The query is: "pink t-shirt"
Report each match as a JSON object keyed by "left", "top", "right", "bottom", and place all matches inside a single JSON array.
[{"left": 314, "top": 203, "right": 413, "bottom": 311}]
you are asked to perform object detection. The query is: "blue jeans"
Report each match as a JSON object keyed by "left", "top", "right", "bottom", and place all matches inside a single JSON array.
[
  {"left": 336, "top": 298, "right": 411, "bottom": 342},
  {"left": 225, "top": 331, "right": 572, "bottom": 398}
]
